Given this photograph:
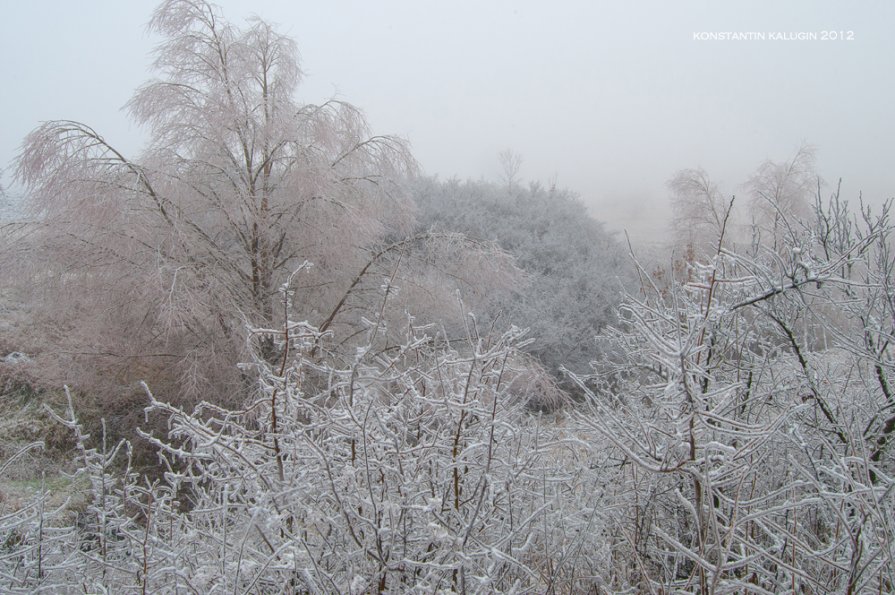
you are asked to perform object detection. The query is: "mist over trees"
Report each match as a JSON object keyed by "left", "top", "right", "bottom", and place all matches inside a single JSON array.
[
  {"left": 667, "top": 146, "right": 822, "bottom": 260},
  {"left": 1, "top": 1, "right": 893, "bottom": 592}
]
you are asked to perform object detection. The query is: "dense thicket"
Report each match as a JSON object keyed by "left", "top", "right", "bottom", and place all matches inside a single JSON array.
[
  {"left": 3, "top": 182, "right": 893, "bottom": 593},
  {"left": 414, "top": 177, "right": 632, "bottom": 386}
]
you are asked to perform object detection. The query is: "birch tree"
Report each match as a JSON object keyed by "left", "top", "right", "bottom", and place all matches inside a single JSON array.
[{"left": 10, "top": 0, "right": 425, "bottom": 404}]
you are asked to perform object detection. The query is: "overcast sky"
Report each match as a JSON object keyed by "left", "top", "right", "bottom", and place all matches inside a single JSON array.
[{"left": 2, "top": 1, "right": 893, "bottom": 242}]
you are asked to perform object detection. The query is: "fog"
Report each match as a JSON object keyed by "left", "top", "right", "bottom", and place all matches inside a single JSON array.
[
  {"left": 2, "top": 0, "right": 893, "bottom": 244},
  {"left": 3, "top": 4, "right": 895, "bottom": 590}
]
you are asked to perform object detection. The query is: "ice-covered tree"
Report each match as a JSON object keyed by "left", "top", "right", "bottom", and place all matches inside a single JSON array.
[
  {"left": 748, "top": 145, "right": 818, "bottom": 251},
  {"left": 576, "top": 186, "right": 895, "bottom": 592},
  {"left": 6, "top": 0, "right": 515, "bottom": 411},
  {"left": 668, "top": 167, "right": 734, "bottom": 258}
]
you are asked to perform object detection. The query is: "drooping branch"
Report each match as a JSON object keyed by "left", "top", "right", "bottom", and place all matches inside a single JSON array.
[
  {"left": 18, "top": 120, "right": 173, "bottom": 226},
  {"left": 318, "top": 232, "right": 515, "bottom": 335}
]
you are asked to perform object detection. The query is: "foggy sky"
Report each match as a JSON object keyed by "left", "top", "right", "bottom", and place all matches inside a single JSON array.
[{"left": 2, "top": 1, "right": 893, "bottom": 244}]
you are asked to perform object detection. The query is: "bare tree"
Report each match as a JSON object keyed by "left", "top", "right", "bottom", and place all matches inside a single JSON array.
[
  {"left": 668, "top": 167, "right": 732, "bottom": 256},
  {"left": 498, "top": 148, "right": 523, "bottom": 189},
  {"left": 748, "top": 145, "right": 818, "bottom": 250}
]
